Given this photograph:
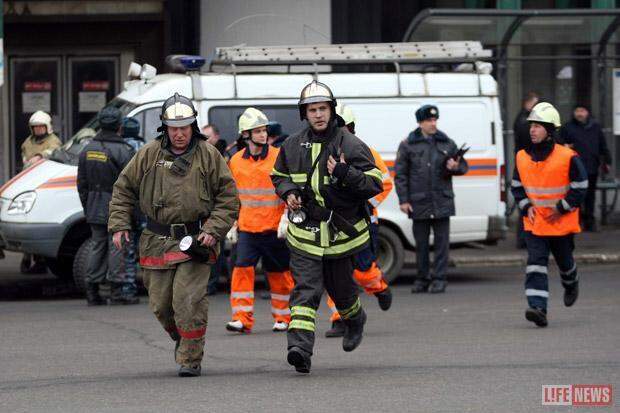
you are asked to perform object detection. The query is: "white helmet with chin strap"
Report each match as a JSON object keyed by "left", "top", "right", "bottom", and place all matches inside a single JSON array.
[{"left": 29, "top": 111, "right": 53, "bottom": 135}]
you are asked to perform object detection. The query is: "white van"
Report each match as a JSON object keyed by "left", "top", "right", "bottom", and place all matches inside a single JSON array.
[{"left": 0, "top": 43, "right": 506, "bottom": 286}]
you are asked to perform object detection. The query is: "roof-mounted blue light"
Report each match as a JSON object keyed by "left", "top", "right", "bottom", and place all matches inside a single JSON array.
[{"left": 179, "top": 55, "right": 206, "bottom": 71}]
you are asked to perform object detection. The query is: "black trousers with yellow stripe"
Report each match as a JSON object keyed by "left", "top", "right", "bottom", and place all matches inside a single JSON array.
[{"left": 288, "top": 251, "right": 360, "bottom": 355}]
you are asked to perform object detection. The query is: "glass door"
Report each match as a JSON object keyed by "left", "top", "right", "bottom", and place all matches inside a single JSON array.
[{"left": 68, "top": 57, "right": 119, "bottom": 136}]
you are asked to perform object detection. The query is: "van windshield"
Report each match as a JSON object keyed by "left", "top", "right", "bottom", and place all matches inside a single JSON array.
[{"left": 49, "top": 98, "right": 137, "bottom": 165}]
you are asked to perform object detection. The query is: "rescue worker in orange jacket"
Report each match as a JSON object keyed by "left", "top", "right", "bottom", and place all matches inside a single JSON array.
[
  {"left": 511, "top": 102, "right": 587, "bottom": 328},
  {"left": 226, "top": 108, "right": 294, "bottom": 333},
  {"left": 325, "top": 104, "right": 393, "bottom": 337}
]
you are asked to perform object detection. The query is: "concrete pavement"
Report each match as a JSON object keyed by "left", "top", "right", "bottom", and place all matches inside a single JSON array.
[{"left": 0, "top": 264, "right": 618, "bottom": 412}]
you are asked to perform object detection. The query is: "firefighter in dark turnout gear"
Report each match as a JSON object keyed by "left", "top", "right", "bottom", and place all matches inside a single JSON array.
[
  {"left": 511, "top": 102, "right": 587, "bottom": 328},
  {"left": 77, "top": 106, "right": 138, "bottom": 306},
  {"left": 271, "top": 81, "right": 383, "bottom": 373}
]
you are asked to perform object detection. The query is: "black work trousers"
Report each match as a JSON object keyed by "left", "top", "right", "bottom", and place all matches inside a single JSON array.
[
  {"left": 524, "top": 231, "right": 577, "bottom": 311},
  {"left": 86, "top": 224, "right": 125, "bottom": 286},
  {"left": 287, "top": 252, "right": 359, "bottom": 355},
  {"left": 412, "top": 217, "right": 450, "bottom": 281},
  {"left": 583, "top": 174, "right": 598, "bottom": 228}
]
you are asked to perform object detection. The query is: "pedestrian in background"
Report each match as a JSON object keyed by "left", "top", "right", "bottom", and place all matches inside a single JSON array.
[
  {"left": 560, "top": 104, "right": 612, "bottom": 232},
  {"left": 119, "top": 116, "right": 145, "bottom": 300},
  {"left": 513, "top": 92, "right": 539, "bottom": 248},
  {"left": 202, "top": 124, "right": 227, "bottom": 156},
  {"left": 511, "top": 102, "right": 587, "bottom": 328},
  {"left": 267, "top": 121, "right": 288, "bottom": 147},
  {"left": 394, "top": 105, "right": 468, "bottom": 294},
  {"left": 77, "top": 107, "right": 138, "bottom": 306}
]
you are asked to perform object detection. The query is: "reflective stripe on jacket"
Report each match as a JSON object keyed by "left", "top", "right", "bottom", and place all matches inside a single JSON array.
[
  {"left": 271, "top": 121, "right": 383, "bottom": 259},
  {"left": 229, "top": 145, "right": 284, "bottom": 232},
  {"left": 516, "top": 144, "right": 581, "bottom": 236}
]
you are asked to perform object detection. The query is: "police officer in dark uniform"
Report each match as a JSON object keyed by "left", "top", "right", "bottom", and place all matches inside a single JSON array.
[
  {"left": 394, "top": 105, "right": 468, "bottom": 294},
  {"left": 271, "top": 81, "right": 383, "bottom": 373},
  {"left": 77, "top": 106, "right": 138, "bottom": 306}
]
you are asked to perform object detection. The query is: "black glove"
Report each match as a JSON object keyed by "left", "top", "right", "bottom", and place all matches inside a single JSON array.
[{"left": 332, "top": 162, "right": 350, "bottom": 180}]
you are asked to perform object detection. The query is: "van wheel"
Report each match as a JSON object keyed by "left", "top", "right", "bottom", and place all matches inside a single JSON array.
[
  {"left": 45, "top": 256, "right": 74, "bottom": 280},
  {"left": 376, "top": 225, "right": 404, "bottom": 284},
  {"left": 72, "top": 238, "right": 95, "bottom": 293}
]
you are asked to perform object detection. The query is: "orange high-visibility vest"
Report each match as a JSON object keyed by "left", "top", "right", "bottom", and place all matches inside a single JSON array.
[
  {"left": 368, "top": 147, "right": 393, "bottom": 223},
  {"left": 516, "top": 144, "right": 580, "bottom": 236},
  {"left": 229, "top": 146, "right": 285, "bottom": 233}
]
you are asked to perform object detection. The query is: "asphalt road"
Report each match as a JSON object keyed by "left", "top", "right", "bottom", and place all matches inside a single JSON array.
[{"left": 0, "top": 262, "right": 618, "bottom": 413}]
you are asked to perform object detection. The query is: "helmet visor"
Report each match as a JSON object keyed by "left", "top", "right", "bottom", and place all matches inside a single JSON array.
[{"left": 163, "top": 117, "right": 196, "bottom": 127}]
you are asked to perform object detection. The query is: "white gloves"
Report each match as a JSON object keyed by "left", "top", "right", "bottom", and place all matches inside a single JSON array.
[
  {"left": 226, "top": 223, "right": 238, "bottom": 244},
  {"left": 277, "top": 211, "right": 289, "bottom": 239}
]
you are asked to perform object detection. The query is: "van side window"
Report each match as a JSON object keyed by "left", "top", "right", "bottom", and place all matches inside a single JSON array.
[
  {"left": 143, "top": 108, "right": 161, "bottom": 142},
  {"left": 208, "top": 105, "right": 301, "bottom": 144}
]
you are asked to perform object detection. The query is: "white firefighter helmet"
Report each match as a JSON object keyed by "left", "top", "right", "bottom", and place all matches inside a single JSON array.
[
  {"left": 28, "top": 111, "right": 53, "bottom": 135},
  {"left": 238, "top": 107, "right": 269, "bottom": 134},
  {"left": 527, "top": 102, "right": 561, "bottom": 128},
  {"left": 335, "top": 103, "right": 356, "bottom": 126}
]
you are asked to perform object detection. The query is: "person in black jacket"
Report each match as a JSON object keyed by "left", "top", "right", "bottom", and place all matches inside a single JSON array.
[
  {"left": 560, "top": 105, "right": 612, "bottom": 231},
  {"left": 394, "top": 105, "right": 468, "bottom": 294},
  {"left": 77, "top": 106, "right": 138, "bottom": 306}
]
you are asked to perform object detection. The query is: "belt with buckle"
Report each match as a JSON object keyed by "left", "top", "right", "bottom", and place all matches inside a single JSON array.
[{"left": 146, "top": 218, "right": 202, "bottom": 240}]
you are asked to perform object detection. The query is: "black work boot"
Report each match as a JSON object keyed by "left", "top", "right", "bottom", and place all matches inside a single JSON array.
[
  {"left": 375, "top": 287, "right": 392, "bottom": 311},
  {"left": 85, "top": 283, "right": 106, "bottom": 306},
  {"left": 109, "top": 283, "right": 140, "bottom": 305},
  {"left": 411, "top": 279, "right": 429, "bottom": 293},
  {"left": 287, "top": 346, "right": 311, "bottom": 374},
  {"left": 325, "top": 320, "right": 345, "bottom": 338},
  {"left": 563, "top": 283, "right": 579, "bottom": 307},
  {"left": 525, "top": 307, "right": 548, "bottom": 327},
  {"left": 428, "top": 279, "right": 447, "bottom": 294},
  {"left": 342, "top": 308, "right": 367, "bottom": 352},
  {"left": 178, "top": 365, "right": 201, "bottom": 377}
]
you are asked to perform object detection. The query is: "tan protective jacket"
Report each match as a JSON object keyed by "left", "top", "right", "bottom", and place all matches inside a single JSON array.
[
  {"left": 21, "top": 133, "right": 62, "bottom": 167},
  {"left": 108, "top": 138, "right": 239, "bottom": 269}
]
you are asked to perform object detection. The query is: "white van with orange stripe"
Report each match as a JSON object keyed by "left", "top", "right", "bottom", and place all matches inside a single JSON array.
[{"left": 0, "top": 44, "right": 506, "bottom": 284}]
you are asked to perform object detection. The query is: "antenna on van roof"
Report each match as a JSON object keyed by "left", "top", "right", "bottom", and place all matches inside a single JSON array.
[{"left": 210, "top": 41, "right": 491, "bottom": 69}]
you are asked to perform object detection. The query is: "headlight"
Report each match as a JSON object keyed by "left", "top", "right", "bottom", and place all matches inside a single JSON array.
[{"left": 7, "top": 191, "right": 37, "bottom": 215}]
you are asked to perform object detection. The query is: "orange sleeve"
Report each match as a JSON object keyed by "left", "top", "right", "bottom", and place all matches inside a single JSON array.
[{"left": 369, "top": 147, "right": 393, "bottom": 208}]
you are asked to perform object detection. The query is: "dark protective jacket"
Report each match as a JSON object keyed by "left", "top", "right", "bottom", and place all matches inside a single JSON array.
[
  {"left": 271, "top": 120, "right": 383, "bottom": 259},
  {"left": 394, "top": 128, "right": 468, "bottom": 220},
  {"left": 560, "top": 117, "right": 611, "bottom": 175},
  {"left": 77, "top": 130, "right": 135, "bottom": 224}
]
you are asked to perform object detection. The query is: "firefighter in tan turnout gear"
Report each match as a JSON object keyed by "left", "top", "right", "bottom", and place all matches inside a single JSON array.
[
  {"left": 271, "top": 81, "right": 383, "bottom": 373},
  {"left": 21, "top": 110, "right": 62, "bottom": 169},
  {"left": 108, "top": 93, "right": 239, "bottom": 377}
]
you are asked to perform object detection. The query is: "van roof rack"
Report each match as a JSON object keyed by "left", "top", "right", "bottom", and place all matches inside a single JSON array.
[{"left": 209, "top": 41, "right": 491, "bottom": 69}]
